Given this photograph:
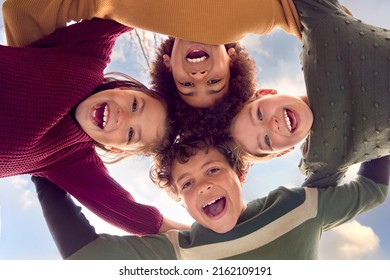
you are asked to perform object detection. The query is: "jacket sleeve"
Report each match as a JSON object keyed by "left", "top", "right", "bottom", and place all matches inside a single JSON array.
[
  {"left": 317, "top": 156, "right": 389, "bottom": 231},
  {"left": 45, "top": 150, "right": 163, "bottom": 236},
  {"left": 32, "top": 176, "right": 99, "bottom": 259},
  {"left": 3, "top": 0, "right": 301, "bottom": 47},
  {"left": 357, "top": 156, "right": 390, "bottom": 186}
]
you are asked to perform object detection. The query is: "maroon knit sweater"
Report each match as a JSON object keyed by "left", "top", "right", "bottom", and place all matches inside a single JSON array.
[{"left": 0, "top": 18, "right": 162, "bottom": 235}]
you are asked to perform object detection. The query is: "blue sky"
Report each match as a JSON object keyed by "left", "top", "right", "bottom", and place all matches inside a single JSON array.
[{"left": 0, "top": 0, "right": 389, "bottom": 260}]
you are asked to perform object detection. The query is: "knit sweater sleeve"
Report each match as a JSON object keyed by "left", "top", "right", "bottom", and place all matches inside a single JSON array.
[
  {"left": 27, "top": 17, "right": 132, "bottom": 57},
  {"left": 3, "top": 0, "right": 301, "bottom": 47},
  {"left": 45, "top": 149, "right": 163, "bottom": 235}
]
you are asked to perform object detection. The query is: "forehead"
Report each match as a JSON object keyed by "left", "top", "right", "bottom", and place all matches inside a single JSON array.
[
  {"left": 254, "top": 94, "right": 302, "bottom": 103},
  {"left": 171, "top": 147, "right": 227, "bottom": 177},
  {"left": 180, "top": 93, "right": 223, "bottom": 108},
  {"left": 95, "top": 88, "right": 137, "bottom": 97}
]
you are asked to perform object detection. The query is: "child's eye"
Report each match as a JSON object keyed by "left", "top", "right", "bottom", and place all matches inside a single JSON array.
[
  {"left": 257, "top": 108, "right": 263, "bottom": 121},
  {"left": 265, "top": 135, "right": 271, "bottom": 147},
  {"left": 132, "top": 98, "right": 138, "bottom": 112},
  {"left": 182, "top": 181, "right": 192, "bottom": 190},
  {"left": 207, "top": 79, "right": 221, "bottom": 85},
  {"left": 207, "top": 168, "right": 220, "bottom": 175},
  {"left": 180, "top": 82, "right": 194, "bottom": 87}
]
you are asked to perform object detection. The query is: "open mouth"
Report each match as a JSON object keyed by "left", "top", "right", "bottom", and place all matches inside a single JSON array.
[
  {"left": 284, "top": 109, "right": 298, "bottom": 132},
  {"left": 92, "top": 103, "right": 108, "bottom": 129},
  {"left": 186, "top": 50, "right": 209, "bottom": 63},
  {"left": 202, "top": 197, "right": 226, "bottom": 217}
]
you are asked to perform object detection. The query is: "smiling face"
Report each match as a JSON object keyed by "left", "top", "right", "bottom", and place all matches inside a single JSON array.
[
  {"left": 231, "top": 94, "right": 313, "bottom": 156},
  {"left": 164, "top": 39, "right": 232, "bottom": 108},
  {"left": 75, "top": 88, "right": 167, "bottom": 152},
  {"left": 171, "top": 147, "right": 246, "bottom": 233}
]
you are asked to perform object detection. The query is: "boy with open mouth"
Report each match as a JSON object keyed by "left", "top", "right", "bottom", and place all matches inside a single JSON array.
[{"left": 32, "top": 135, "right": 388, "bottom": 259}]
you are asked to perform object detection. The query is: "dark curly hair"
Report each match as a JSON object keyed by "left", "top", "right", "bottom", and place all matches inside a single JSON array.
[
  {"left": 150, "top": 133, "right": 252, "bottom": 201},
  {"left": 149, "top": 38, "right": 257, "bottom": 138},
  {"left": 88, "top": 72, "right": 179, "bottom": 163}
]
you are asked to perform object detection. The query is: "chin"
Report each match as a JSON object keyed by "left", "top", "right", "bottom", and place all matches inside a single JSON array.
[{"left": 209, "top": 221, "right": 236, "bottom": 234}]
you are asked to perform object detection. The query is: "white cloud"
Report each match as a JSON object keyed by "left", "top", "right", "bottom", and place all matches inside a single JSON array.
[
  {"left": 339, "top": 164, "right": 361, "bottom": 185},
  {"left": 2, "top": 176, "right": 35, "bottom": 210},
  {"left": 110, "top": 45, "right": 127, "bottom": 63},
  {"left": 259, "top": 73, "right": 306, "bottom": 97},
  {"left": 320, "top": 220, "right": 381, "bottom": 259},
  {"left": 242, "top": 35, "right": 271, "bottom": 57},
  {"left": 10, "top": 177, "right": 28, "bottom": 189}
]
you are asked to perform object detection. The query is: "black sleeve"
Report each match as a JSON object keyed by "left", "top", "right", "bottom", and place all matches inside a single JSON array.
[
  {"left": 357, "top": 156, "right": 390, "bottom": 186},
  {"left": 32, "top": 176, "right": 99, "bottom": 259}
]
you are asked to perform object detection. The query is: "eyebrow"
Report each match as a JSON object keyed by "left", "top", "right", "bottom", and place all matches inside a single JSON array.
[
  {"left": 176, "top": 159, "right": 221, "bottom": 184},
  {"left": 177, "top": 83, "right": 226, "bottom": 97}
]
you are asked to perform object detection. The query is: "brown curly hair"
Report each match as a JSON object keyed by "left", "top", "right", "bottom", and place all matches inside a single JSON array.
[
  {"left": 87, "top": 72, "right": 179, "bottom": 163},
  {"left": 149, "top": 134, "right": 252, "bottom": 201},
  {"left": 149, "top": 38, "right": 257, "bottom": 138}
]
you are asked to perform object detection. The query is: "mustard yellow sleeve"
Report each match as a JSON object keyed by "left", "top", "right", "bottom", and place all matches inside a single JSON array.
[
  {"left": 3, "top": 0, "right": 101, "bottom": 46},
  {"left": 3, "top": 0, "right": 301, "bottom": 47}
]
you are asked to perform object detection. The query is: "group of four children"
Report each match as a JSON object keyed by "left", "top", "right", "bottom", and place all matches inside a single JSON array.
[{"left": 1, "top": 0, "right": 389, "bottom": 259}]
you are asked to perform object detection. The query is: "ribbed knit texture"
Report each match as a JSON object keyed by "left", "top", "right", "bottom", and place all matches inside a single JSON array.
[
  {"left": 0, "top": 18, "right": 162, "bottom": 235},
  {"left": 3, "top": 0, "right": 301, "bottom": 47}
]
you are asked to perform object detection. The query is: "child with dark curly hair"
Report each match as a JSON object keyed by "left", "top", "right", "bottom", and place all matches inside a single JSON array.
[
  {"left": 150, "top": 38, "right": 257, "bottom": 137},
  {"left": 3, "top": 0, "right": 278, "bottom": 137},
  {"left": 32, "top": 134, "right": 388, "bottom": 259}
]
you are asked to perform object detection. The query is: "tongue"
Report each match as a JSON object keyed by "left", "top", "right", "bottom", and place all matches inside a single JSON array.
[
  {"left": 203, "top": 197, "right": 226, "bottom": 217},
  {"left": 187, "top": 50, "right": 208, "bottom": 59}
]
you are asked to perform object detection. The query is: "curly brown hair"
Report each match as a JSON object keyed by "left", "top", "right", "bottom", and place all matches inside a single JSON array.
[
  {"left": 149, "top": 38, "right": 257, "bottom": 138},
  {"left": 88, "top": 72, "right": 179, "bottom": 163},
  {"left": 149, "top": 134, "right": 252, "bottom": 201}
]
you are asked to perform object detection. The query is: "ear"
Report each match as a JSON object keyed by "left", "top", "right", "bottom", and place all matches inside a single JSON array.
[
  {"left": 256, "top": 89, "right": 278, "bottom": 98},
  {"left": 237, "top": 172, "right": 246, "bottom": 183},
  {"left": 227, "top": 47, "right": 237, "bottom": 59},
  {"left": 163, "top": 54, "right": 172, "bottom": 70},
  {"left": 274, "top": 147, "right": 295, "bottom": 157},
  {"left": 227, "top": 48, "right": 237, "bottom": 67}
]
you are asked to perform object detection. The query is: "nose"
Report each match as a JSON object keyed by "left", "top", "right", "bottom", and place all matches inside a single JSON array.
[
  {"left": 270, "top": 117, "right": 280, "bottom": 133},
  {"left": 116, "top": 106, "right": 131, "bottom": 127},
  {"left": 190, "top": 70, "right": 207, "bottom": 80},
  {"left": 197, "top": 181, "right": 213, "bottom": 194}
]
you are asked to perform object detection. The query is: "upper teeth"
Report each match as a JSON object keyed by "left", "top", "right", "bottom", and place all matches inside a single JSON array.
[
  {"left": 284, "top": 110, "right": 292, "bottom": 132},
  {"left": 187, "top": 56, "right": 207, "bottom": 63},
  {"left": 102, "top": 104, "right": 108, "bottom": 128},
  {"left": 203, "top": 197, "right": 221, "bottom": 208}
]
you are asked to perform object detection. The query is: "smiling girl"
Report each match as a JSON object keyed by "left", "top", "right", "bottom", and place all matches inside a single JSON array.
[
  {"left": 231, "top": 90, "right": 314, "bottom": 160},
  {"left": 74, "top": 73, "right": 169, "bottom": 161},
  {"left": 0, "top": 18, "right": 185, "bottom": 235}
]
